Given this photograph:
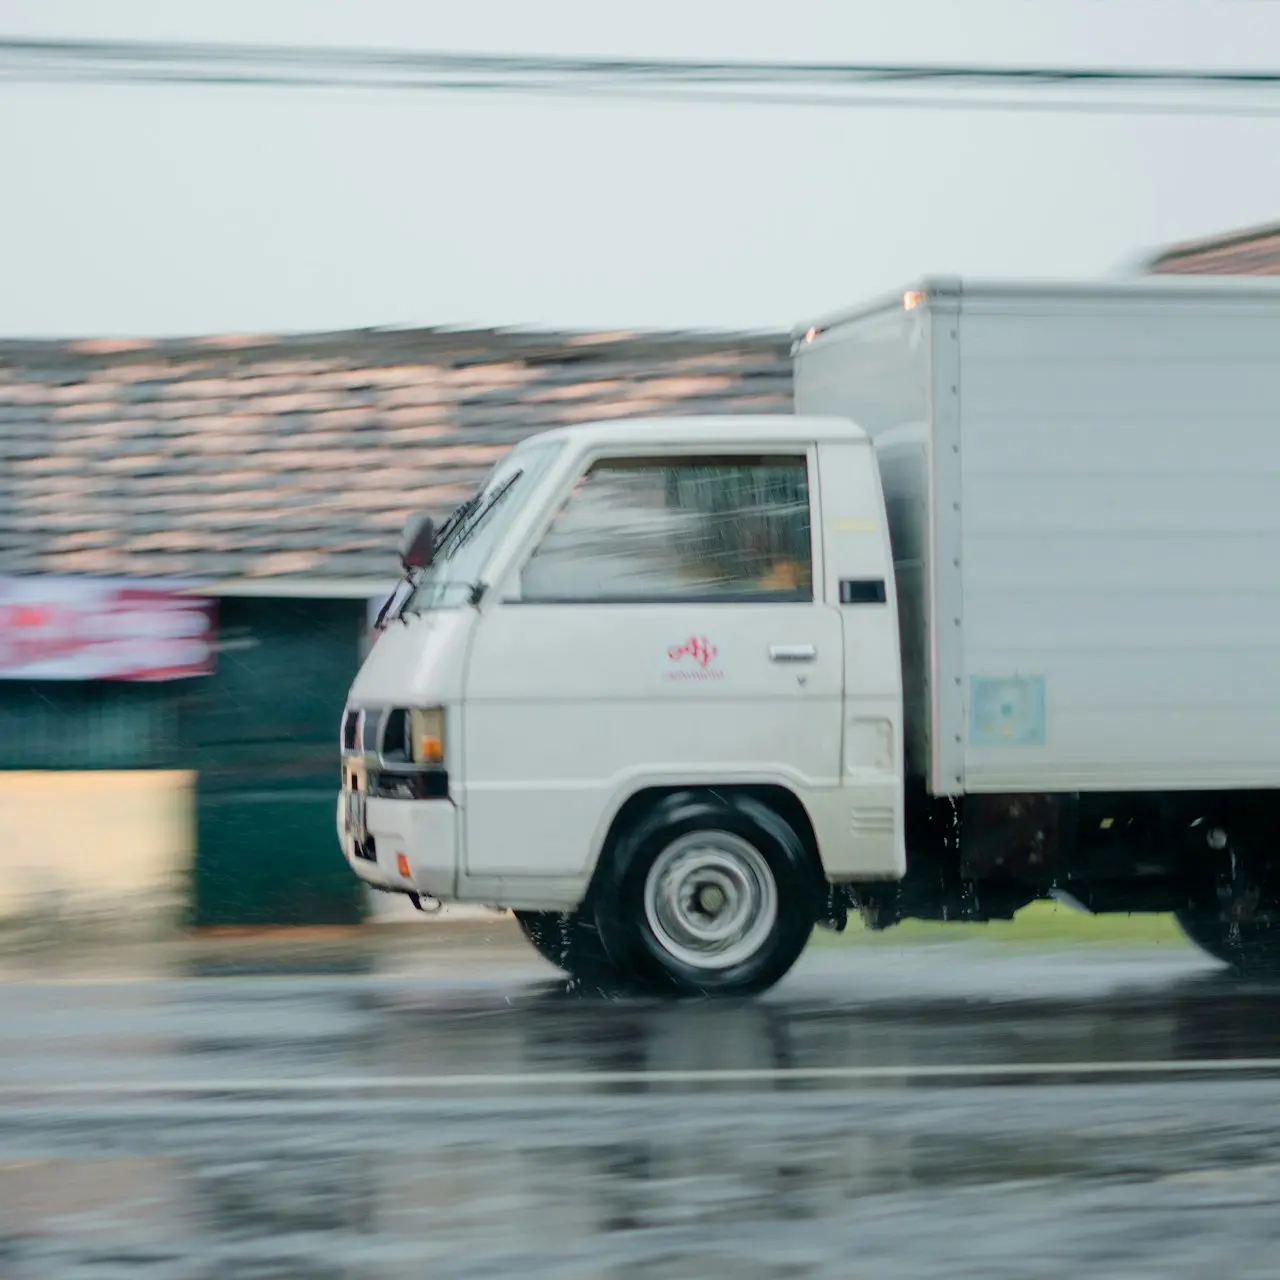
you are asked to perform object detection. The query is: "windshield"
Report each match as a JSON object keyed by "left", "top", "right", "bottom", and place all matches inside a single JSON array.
[{"left": 399, "top": 439, "right": 563, "bottom": 614}]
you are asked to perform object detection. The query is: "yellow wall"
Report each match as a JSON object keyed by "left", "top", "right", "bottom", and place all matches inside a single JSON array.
[{"left": 0, "top": 771, "right": 194, "bottom": 924}]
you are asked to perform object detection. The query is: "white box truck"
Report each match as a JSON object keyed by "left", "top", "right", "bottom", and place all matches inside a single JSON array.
[{"left": 339, "top": 277, "right": 1280, "bottom": 995}]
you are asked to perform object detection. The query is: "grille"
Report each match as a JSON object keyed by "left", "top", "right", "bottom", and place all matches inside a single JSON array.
[{"left": 369, "top": 769, "right": 450, "bottom": 801}]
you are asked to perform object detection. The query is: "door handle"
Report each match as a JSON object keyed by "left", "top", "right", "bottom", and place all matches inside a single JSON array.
[{"left": 769, "top": 644, "right": 817, "bottom": 663}]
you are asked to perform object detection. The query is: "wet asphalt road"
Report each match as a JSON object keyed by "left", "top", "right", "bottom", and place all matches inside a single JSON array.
[{"left": 4, "top": 941, "right": 1280, "bottom": 1278}]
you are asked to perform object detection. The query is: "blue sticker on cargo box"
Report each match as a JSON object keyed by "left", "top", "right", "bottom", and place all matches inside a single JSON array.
[{"left": 969, "top": 676, "right": 1046, "bottom": 748}]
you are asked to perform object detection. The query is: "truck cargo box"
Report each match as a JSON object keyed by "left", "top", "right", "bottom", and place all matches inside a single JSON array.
[{"left": 793, "top": 278, "right": 1280, "bottom": 798}]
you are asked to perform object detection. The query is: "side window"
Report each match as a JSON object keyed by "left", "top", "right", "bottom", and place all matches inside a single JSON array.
[{"left": 520, "top": 454, "right": 813, "bottom": 603}]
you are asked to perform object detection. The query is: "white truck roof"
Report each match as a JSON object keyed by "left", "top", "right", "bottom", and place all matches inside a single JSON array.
[
  {"left": 528, "top": 414, "right": 868, "bottom": 451},
  {"left": 793, "top": 274, "right": 1280, "bottom": 343}
]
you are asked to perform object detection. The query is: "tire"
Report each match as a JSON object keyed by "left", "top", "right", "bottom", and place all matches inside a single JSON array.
[
  {"left": 593, "top": 790, "right": 819, "bottom": 998},
  {"left": 1176, "top": 909, "right": 1280, "bottom": 977},
  {"left": 513, "top": 909, "right": 619, "bottom": 988}
]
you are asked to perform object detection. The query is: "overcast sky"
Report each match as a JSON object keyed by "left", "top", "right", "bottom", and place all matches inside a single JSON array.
[{"left": 1, "top": 0, "right": 1278, "bottom": 338}]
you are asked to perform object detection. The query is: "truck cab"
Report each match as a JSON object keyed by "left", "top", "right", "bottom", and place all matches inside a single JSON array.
[{"left": 339, "top": 415, "right": 904, "bottom": 994}]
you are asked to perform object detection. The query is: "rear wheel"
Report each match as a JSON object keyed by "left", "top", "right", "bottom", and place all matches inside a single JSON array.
[
  {"left": 513, "top": 909, "right": 618, "bottom": 988},
  {"left": 1176, "top": 909, "right": 1280, "bottom": 977},
  {"left": 594, "top": 791, "right": 818, "bottom": 997}
]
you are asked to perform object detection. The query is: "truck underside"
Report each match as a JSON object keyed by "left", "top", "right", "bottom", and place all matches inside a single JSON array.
[{"left": 845, "top": 783, "right": 1280, "bottom": 967}]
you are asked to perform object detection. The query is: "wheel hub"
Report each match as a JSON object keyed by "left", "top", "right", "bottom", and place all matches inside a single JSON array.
[
  {"left": 694, "top": 882, "right": 727, "bottom": 916},
  {"left": 642, "top": 832, "right": 779, "bottom": 971}
]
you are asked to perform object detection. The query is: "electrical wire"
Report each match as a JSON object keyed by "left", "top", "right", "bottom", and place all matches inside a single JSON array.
[
  {"left": 2, "top": 38, "right": 1280, "bottom": 116},
  {"left": 2, "top": 38, "right": 1280, "bottom": 88}
]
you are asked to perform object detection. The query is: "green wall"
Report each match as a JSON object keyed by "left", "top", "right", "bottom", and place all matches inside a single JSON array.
[
  {"left": 184, "top": 597, "right": 367, "bottom": 927},
  {"left": 0, "top": 681, "right": 183, "bottom": 771}
]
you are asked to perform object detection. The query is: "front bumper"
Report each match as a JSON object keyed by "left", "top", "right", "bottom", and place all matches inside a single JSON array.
[{"left": 337, "top": 790, "right": 459, "bottom": 901}]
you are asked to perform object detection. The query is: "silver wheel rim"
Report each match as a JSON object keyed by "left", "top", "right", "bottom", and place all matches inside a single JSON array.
[{"left": 642, "top": 831, "right": 778, "bottom": 971}]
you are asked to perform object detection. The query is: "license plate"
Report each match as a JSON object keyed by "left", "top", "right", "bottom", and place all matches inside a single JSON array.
[{"left": 345, "top": 789, "right": 367, "bottom": 842}]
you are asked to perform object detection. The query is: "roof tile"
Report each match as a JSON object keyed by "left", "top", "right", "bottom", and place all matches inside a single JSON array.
[{"left": 0, "top": 325, "right": 792, "bottom": 581}]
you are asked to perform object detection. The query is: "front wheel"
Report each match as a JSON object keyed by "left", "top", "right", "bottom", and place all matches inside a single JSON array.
[
  {"left": 594, "top": 791, "right": 818, "bottom": 997},
  {"left": 513, "top": 909, "right": 618, "bottom": 988},
  {"left": 1176, "top": 909, "right": 1280, "bottom": 977}
]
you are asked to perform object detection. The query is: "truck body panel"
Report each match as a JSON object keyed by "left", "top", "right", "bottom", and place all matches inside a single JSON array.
[
  {"left": 794, "top": 278, "right": 1280, "bottom": 799},
  {"left": 340, "top": 417, "right": 908, "bottom": 917}
]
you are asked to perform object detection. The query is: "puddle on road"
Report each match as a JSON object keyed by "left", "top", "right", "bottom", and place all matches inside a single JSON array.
[
  {"left": 4, "top": 956, "right": 1280, "bottom": 1276},
  {"left": 5, "top": 1108, "right": 1280, "bottom": 1279}
]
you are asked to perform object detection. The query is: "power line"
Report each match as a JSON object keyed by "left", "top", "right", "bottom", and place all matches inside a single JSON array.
[
  {"left": 2, "top": 38, "right": 1280, "bottom": 116},
  {"left": 8, "top": 68, "right": 1280, "bottom": 118},
  {"left": 2, "top": 39, "right": 1280, "bottom": 88}
]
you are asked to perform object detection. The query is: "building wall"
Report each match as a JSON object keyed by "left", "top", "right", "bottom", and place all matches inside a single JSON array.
[
  {"left": 0, "top": 769, "right": 193, "bottom": 932},
  {"left": 0, "top": 666, "right": 193, "bottom": 936},
  {"left": 0, "top": 680, "right": 185, "bottom": 770},
  {"left": 0, "top": 593, "right": 367, "bottom": 934},
  {"left": 186, "top": 595, "right": 367, "bottom": 927}
]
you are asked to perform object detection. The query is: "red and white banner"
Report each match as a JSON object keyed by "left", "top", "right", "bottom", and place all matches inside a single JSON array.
[{"left": 0, "top": 578, "right": 217, "bottom": 682}]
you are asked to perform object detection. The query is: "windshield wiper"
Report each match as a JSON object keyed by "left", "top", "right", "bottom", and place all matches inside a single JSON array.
[
  {"left": 431, "top": 491, "right": 484, "bottom": 559},
  {"left": 372, "top": 489, "right": 488, "bottom": 630},
  {"left": 450, "top": 470, "right": 523, "bottom": 554},
  {"left": 393, "top": 471, "right": 524, "bottom": 620}
]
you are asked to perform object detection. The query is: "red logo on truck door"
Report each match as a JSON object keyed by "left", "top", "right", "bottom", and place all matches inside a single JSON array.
[{"left": 666, "top": 636, "right": 723, "bottom": 681}]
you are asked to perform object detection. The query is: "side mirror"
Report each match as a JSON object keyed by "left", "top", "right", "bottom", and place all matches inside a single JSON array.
[{"left": 399, "top": 513, "right": 435, "bottom": 572}]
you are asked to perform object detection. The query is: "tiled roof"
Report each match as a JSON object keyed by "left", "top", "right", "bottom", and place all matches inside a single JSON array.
[
  {"left": 1146, "top": 221, "right": 1280, "bottom": 276},
  {"left": 0, "top": 327, "right": 792, "bottom": 583}
]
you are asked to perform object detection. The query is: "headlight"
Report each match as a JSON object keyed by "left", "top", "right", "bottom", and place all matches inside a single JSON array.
[{"left": 408, "top": 707, "right": 445, "bottom": 766}]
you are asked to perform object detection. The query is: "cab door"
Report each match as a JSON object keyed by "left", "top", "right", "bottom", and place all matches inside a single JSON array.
[{"left": 459, "top": 446, "right": 845, "bottom": 888}]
